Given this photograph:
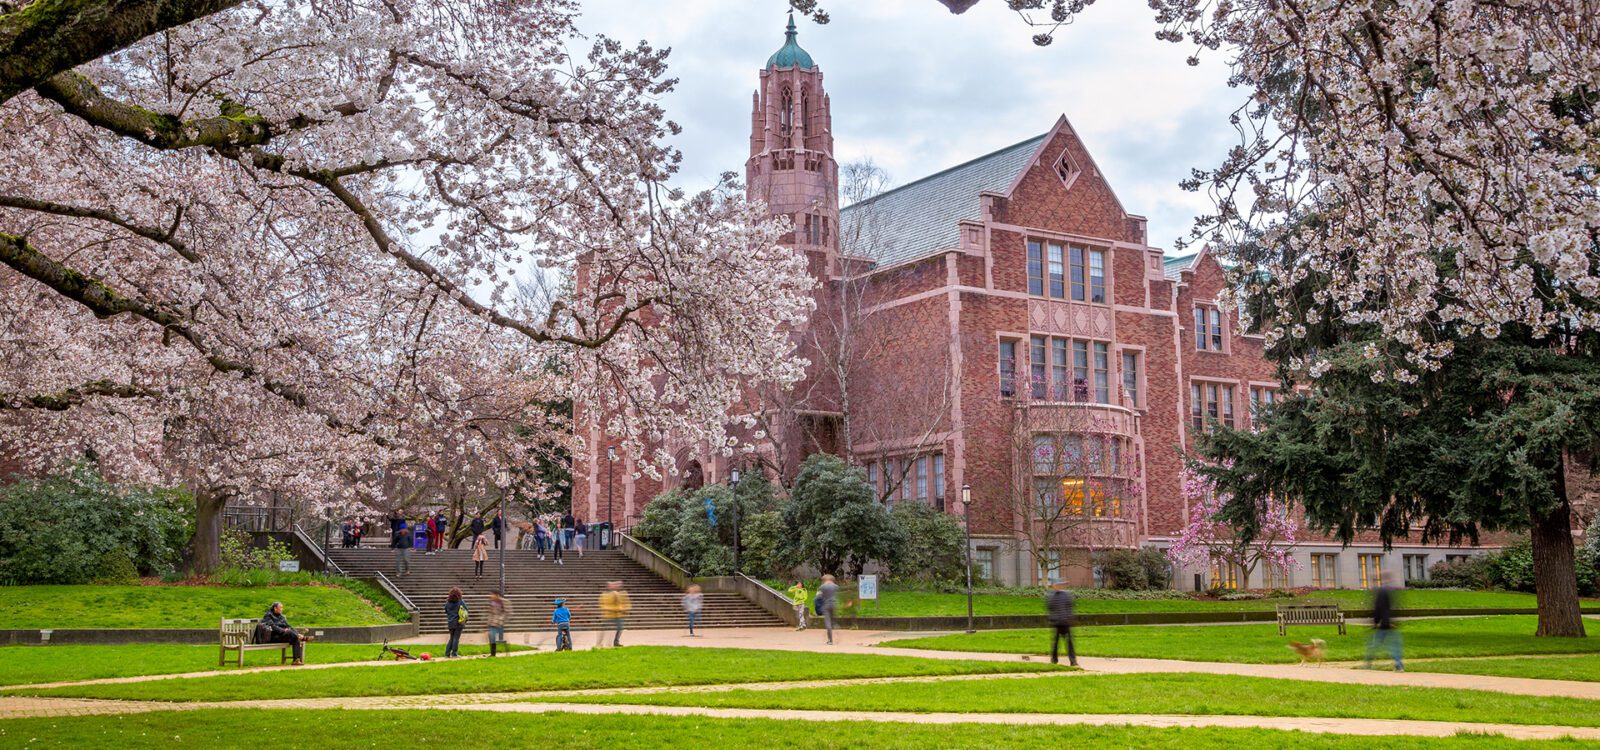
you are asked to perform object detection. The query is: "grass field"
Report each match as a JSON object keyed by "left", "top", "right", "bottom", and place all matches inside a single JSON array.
[
  {"left": 0, "top": 710, "right": 1588, "bottom": 750},
  {"left": 837, "top": 588, "right": 1586, "bottom": 618},
  {"left": 10, "top": 646, "right": 1061, "bottom": 702},
  {"left": 0, "top": 585, "right": 397, "bottom": 628},
  {"left": 0, "top": 643, "right": 521, "bottom": 686},
  {"left": 1408, "top": 654, "right": 1600, "bottom": 683},
  {"left": 558, "top": 672, "right": 1600, "bottom": 727},
  {"left": 883, "top": 616, "right": 1600, "bottom": 663}
]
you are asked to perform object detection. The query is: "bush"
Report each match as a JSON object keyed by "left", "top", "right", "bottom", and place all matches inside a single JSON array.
[
  {"left": 786, "top": 454, "right": 901, "bottom": 576},
  {"left": 1489, "top": 540, "right": 1536, "bottom": 592},
  {"left": 1219, "top": 591, "right": 1264, "bottom": 601},
  {"left": 1094, "top": 548, "right": 1174, "bottom": 590},
  {"left": 633, "top": 486, "right": 740, "bottom": 577},
  {"left": 91, "top": 550, "right": 140, "bottom": 584},
  {"left": 218, "top": 529, "right": 295, "bottom": 572},
  {"left": 886, "top": 503, "right": 964, "bottom": 584},
  {"left": 738, "top": 510, "right": 790, "bottom": 580},
  {"left": 1428, "top": 554, "right": 1494, "bottom": 590},
  {"left": 0, "top": 462, "right": 191, "bottom": 584}
]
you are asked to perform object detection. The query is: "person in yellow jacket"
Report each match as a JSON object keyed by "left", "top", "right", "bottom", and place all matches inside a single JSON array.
[
  {"left": 598, "top": 580, "right": 632, "bottom": 648},
  {"left": 787, "top": 581, "right": 809, "bottom": 631}
]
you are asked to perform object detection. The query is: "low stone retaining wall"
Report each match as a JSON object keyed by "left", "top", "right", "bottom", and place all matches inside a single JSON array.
[
  {"left": 830, "top": 605, "right": 1600, "bottom": 631},
  {"left": 0, "top": 621, "right": 417, "bottom": 646}
]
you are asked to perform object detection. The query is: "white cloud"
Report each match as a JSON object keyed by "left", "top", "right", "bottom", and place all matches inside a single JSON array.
[{"left": 575, "top": 0, "right": 1237, "bottom": 252}]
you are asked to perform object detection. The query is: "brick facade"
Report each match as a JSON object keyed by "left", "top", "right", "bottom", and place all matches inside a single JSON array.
[{"left": 571, "top": 23, "right": 1584, "bottom": 590}]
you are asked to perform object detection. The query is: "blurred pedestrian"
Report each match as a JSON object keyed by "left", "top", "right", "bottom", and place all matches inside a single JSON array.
[
  {"left": 487, "top": 592, "right": 510, "bottom": 656},
  {"left": 393, "top": 520, "right": 413, "bottom": 577},
  {"left": 574, "top": 519, "right": 587, "bottom": 557},
  {"left": 1046, "top": 588, "right": 1078, "bottom": 666},
  {"left": 598, "top": 580, "right": 631, "bottom": 648},
  {"left": 816, "top": 574, "right": 839, "bottom": 645},
  {"left": 787, "top": 580, "right": 809, "bottom": 630},
  {"left": 1365, "top": 572, "right": 1403, "bottom": 671},
  {"left": 424, "top": 513, "right": 438, "bottom": 555},
  {"left": 682, "top": 584, "right": 704, "bottom": 636}
]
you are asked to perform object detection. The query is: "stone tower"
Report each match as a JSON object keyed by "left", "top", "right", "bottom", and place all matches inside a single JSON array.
[{"left": 747, "top": 13, "right": 840, "bottom": 278}]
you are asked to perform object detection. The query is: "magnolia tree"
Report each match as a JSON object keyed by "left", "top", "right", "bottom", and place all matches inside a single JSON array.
[
  {"left": 0, "top": 0, "right": 813, "bottom": 570},
  {"left": 1167, "top": 464, "right": 1299, "bottom": 590}
]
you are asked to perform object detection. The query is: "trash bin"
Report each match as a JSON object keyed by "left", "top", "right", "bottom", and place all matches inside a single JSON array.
[{"left": 593, "top": 522, "right": 613, "bottom": 550}]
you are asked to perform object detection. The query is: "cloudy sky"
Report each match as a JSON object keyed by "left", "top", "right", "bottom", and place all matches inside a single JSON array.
[{"left": 575, "top": 0, "right": 1240, "bottom": 254}]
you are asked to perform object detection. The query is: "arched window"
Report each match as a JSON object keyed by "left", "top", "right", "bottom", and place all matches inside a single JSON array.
[
  {"left": 779, "top": 88, "right": 793, "bottom": 134},
  {"left": 801, "top": 91, "right": 810, "bottom": 134}
]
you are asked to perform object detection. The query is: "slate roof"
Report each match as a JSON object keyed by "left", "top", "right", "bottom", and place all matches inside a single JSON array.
[
  {"left": 1162, "top": 253, "right": 1197, "bottom": 281},
  {"left": 839, "top": 134, "right": 1047, "bottom": 268}
]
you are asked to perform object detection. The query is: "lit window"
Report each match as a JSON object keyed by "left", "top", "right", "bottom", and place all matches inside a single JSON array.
[
  {"left": 1263, "top": 562, "right": 1291, "bottom": 589},
  {"left": 1359, "top": 554, "right": 1384, "bottom": 589},
  {"left": 1310, "top": 553, "right": 1338, "bottom": 588},
  {"left": 1027, "top": 241, "right": 1044, "bottom": 296},
  {"left": 1209, "top": 560, "right": 1240, "bottom": 590}
]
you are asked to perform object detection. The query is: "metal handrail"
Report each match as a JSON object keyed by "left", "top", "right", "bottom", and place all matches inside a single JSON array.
[
  {"left": 373, "top": 571, "right": 417, "bottom": 613},
  {"left": 292, "top": 523, "right": 346, "bottom": 577}
]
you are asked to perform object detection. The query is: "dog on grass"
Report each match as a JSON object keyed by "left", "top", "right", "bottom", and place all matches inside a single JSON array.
[{"left": 1287, "top": 638, "right": 1327, "bottom": 666}]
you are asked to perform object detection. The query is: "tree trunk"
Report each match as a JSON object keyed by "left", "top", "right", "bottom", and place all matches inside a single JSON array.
[
  {"left": 1530, "top": 461, "right": 1586, "bottom": 637},
  {"left": 188, "top": 488, "right": 226, "bottom": 575}
]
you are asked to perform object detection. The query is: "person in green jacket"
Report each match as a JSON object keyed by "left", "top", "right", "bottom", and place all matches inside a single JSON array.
[{"left": 787, "top": 581, "right": 809, "bottom": 631}]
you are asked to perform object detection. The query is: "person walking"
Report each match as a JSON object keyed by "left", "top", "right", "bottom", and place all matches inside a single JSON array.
[
  {"left": 259, "top": 601, "right": 312, "bottom": 665},
  {"left": 340, "top": 518, "right": 353, "bottom": 549},
  {"left": 492, "top": 511, "right": 505, "bottom": 550},
  {"left": 444, "top": 587, "right": 468, "bottom": 658},
  {"left": 551, "top": 598, "right": 574, "bottom": 651},
  {"left": 598, "top": 580, "right": 632, "bottom": 648},
  {"left": 682, "top": 584, "right": 704, "bottom": 637},
  {"left": 573, "top": 519, "right": 587, "bottom": 557},
  {"left": 535, "top": 520, "right": 549, "bottom": 560},
  {"left": 1046, "top": 588, "right": 1078, "bottom": 666},
  {"left": 487, "top": 592, "right": 510, "bottom": 656},
  {"left": 550, "top": 519, "right": 564, "bottom": 566},
  {"left": 470, "top": 513, "right": 486, "bottom": 546},
  {"left": 816, "top": 574, "right": 839, "bottom": 645},
  {"left": 1365, "top": 572, "right": 1404, "bottom": 671},
  {"left": 787, "top": 581, "right": 809, "bottom": 630},
  {"left": 393, "top": 521, "right": 413, "bottom": 577},
  {"left": 472, "top": 533, "right": 489, "bottom": 580},
  {"left": 424, "top": 513, "right": 439, "bottom": 556},
  {"left": 561, "top": 511, "right": 576, "bottom": 549}
]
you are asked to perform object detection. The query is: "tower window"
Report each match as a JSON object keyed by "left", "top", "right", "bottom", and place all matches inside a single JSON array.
[{"left": 780, "top": 88, "right": 793, "bottom": 134}]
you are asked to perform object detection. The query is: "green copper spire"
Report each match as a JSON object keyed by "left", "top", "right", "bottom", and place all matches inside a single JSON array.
[{"left": 766, "top": 11, "right": 815, "bottom": 69}]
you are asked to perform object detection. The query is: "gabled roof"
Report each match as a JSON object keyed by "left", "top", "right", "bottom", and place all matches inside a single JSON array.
[
  {"left": 839, "top": 134, "right": 1047, "bottom": 268},
  {"left": 1162, "top": 253, "right": 1197, "bottom": 281}
]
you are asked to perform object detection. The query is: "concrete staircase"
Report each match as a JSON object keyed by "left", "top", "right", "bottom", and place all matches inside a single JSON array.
[{"left": 326, "top": 546, "right": 783, "bottom": 635}]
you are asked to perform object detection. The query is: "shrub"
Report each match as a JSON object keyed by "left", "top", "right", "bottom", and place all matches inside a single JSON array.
[
  {"left": 92, "top": 550, "right": 140, "bottom": 584},
  {"left": 0, "top": 462, "right": 191, "bottom": 584},
  {"left": 218, "top": 529, "right": 295, "bottom": 572},
  {"left": 1428, "top": 554, "right": 1494, "bottom": 590},
  {"left": 1220, "top": 591, "right": 1264, "bottom": 601},
  {"left": 1096, "top": 549, "right": 1148, "bottom": 590},
  {"left": 886, "top": 503, "right": 964, "bottom": 584},
  {"left": 738, "top": 510, "right": 791, "bottom": 580},
  {"left": 786, "top": 454, "right": 902, "bottom": 576},
  {"left": 1489, "top": 540, "right": 1535, "bottom": 592}
]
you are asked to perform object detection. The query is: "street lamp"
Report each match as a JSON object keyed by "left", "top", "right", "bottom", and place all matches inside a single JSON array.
[
  {"left": 961, "top": 483, "right": 974, "bottom": 634},
  {"left": 730, "top": 468, "right": 742, "bottom": 575},
  {"left": 606, "top": 446, "right": 617, "bottom": 549}
]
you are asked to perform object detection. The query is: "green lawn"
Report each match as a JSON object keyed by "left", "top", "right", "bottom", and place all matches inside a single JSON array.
[
  {"left": 0, "top": 643, "right": 520, "bottom": 686},
  {"left": 11, "top": 646, "right": 1061, "bottom": 702},
  {"left": 0, "top": 584, "right": 396, "bottom": 628},
  {"left": 839, "top": 588, "right": 1580, "bottom": 618},
  {"left": 884, "top": 616, "right": 1600, "bottom": 663},
  {"left": 560, "top": 672, "right": 1600, "bottom": 727},
  {"left": 1409, "top": 654, "right": 1600, "bottom": 683},
  {"left": 0, "top": 710, "right": 1589, "bottom": 750}
]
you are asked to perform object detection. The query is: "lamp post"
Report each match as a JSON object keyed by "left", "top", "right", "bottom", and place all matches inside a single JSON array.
[
  {"left": 961, "top": 484, "right": 974, "bottom": 634},
  {"left": 730, "top": 468, "right": 742, "bottom": 575},
  {"left": 606, "top": 446, "right": 617, "bottom": 549}
]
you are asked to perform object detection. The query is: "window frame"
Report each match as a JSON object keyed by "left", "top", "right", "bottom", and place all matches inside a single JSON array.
[
  {"left": 1120, "top": 349, "right": 1141, "bottom": 409},
  {"left": 1088, "top": 248, "right": 1106, "bottom": 303},
  {"left": 1027, "top": 240, "right": 1045, "bottom": 296},
  {"left": 1047, "top": 243, "right": 1066, "bottom": 298},
  {"left": 998, "top": 339, "right": 1018, "bottom": 398}
]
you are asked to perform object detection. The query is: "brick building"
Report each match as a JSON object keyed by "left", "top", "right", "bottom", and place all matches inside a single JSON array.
[{"left": 573, "top": 18, "right": 1548, "bottom": 589}]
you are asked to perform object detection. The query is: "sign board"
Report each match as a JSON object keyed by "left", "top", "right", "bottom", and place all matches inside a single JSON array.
[
  {"left": 278, "top": 560, "right": 300, "bottom": 573},
  {"left": 858, "top": 574, "right": 878, "bottom": 601}
]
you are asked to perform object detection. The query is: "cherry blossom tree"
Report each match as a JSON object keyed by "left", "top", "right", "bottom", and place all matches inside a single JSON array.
[
  {"left": 0, "top": 0, "right": 814, "bottom": 569},
  {"left": 1167, "top": 463, "right": 1299, "bottom": 590}
]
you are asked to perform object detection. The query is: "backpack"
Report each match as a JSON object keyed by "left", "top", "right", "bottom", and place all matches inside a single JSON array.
[
  {"left": 812, "top": 593, "right": 822, "bottom": 616},
  {"left": 456, "top": 603, "right": 469, "bottom": 625}
]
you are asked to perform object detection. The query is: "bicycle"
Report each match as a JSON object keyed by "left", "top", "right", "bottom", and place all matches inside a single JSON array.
[
  {"left": 378, "top": 639, "right": 417, "bottom": 661},
  {"left": 554, "top": 625, "right": 572, "bottom": 652}
]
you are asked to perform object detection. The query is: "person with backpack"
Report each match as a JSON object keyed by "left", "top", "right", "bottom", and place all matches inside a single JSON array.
[
  {"left": 815, "top": 574, "right": 839, "bottom": 645},
  {"left": 472, "top": 533, "right": 490, "bottom": 580},
  {"left": 444, "top": 587, "right": 468, "bottom": 657},
  {"left": 551, "top": 598, "right": 574, "bottom": 651},
  {"left": 259, "top": 601, "right": 311, "bottom": 666},
  {"left": 487, "top": 592, "right": 510, "bottom": 656},
  {"left": 1046, "top": 588, "right": 1078, "bottom": 666},
  {"left": 786, "top": 581, "right": 809, "bottom": 631}
]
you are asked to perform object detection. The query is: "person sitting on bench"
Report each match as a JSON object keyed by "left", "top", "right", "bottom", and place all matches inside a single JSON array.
[{"left": 260, "top": 601, "right": 312, "bottom": 665}]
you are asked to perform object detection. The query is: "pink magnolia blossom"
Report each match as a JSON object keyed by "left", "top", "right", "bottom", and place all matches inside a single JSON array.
[{"left": 1167, "top": 463, "right": 1299, "bottom": 583}]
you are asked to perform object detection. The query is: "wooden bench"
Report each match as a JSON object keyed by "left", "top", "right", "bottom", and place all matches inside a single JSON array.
[
  {"left": 1276, "top": 604, "right": 1347, "bottom": 635},
  {"left": 219, "top": 618, "right": 295, "bottom": 666}
]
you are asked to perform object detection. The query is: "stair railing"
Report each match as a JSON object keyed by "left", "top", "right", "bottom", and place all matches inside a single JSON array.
[
  {"left": 734, "top": 573, "right": 801, "bottom": 627},
  {"left": 292, "top": 523, "right": 346, "bottom": 577},
  {"left": 372, "top": 570, "right": 418, "bottom": 614},
  {"left": 615, "top": 532, "right": 691, "bottom": 588}
]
